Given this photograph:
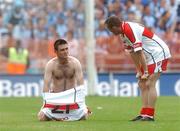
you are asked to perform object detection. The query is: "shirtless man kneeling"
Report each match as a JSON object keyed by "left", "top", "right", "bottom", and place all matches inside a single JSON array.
[{"left": 38, "top": 39, "right": 91, "bottom": 121}]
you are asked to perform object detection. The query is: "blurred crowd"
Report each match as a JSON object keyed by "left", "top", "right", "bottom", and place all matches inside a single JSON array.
[{"left": 0, "top": 0, "right": 180, "bottom": 74}]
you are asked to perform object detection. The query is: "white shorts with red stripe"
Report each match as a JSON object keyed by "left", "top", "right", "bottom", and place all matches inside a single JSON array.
[
  {"left": 41, "top": 85, "right": 88, "bottom": 121},
  {"left": 141, "top": 59, "right": 169, "bottom": 75}
]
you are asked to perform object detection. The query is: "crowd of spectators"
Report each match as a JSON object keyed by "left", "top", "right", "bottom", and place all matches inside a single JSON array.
[{"left": 0, "top": 0, "right": 180, "bottom": 74}]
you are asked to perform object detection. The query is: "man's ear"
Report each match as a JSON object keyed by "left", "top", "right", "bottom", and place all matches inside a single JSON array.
[{"left": 112, "top": 26, "right": 116, "bottom": 29}]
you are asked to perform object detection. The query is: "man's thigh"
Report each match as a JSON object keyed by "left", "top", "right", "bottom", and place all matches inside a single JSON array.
[
  {"left": 149, "top": 72, "right": 160, "bottom": 82},
  {"left": 147, "top": 72, "right": 161, "bottom": 87}
]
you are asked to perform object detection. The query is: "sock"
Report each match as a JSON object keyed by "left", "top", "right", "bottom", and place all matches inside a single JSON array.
[
  {"left": 146, "top": 107, "right": 155, "bottom": 118},
  {"left": 140, "top": 107, "right": 147, "bottom": 116}
]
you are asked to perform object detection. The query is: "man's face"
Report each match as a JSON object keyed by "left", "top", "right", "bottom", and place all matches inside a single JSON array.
[
  {"left": 55, "top": 44, "right": 69, "bottom": 59},
  {"left": 107, "top": 25, "right": 121, "bottom": 35}
]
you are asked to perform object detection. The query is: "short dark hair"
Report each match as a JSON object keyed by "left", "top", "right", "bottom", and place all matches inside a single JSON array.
[
  {"left": 54, "top": 39, "right": 68, "bottom": 51},
  {"left": 104, "top": 16, "right": 121, "bottom": 28}
]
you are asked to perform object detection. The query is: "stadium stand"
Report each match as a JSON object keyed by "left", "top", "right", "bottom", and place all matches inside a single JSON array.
[{"left": 0, "top": 0, "right": 180, "bottom": 74}]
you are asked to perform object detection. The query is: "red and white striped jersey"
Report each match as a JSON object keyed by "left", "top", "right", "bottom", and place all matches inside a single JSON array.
[{"left": 120, "top": 22, "right": 171, "bottom": 65}]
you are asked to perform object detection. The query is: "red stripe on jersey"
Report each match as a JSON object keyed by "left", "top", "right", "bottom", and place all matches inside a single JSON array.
[
  {"left": 123, "top": 23, "right": 136, "bottom": 43},
  {"left": 44, "top": 103, "right": 79, "bottom": 110},
  {"left": 142, "top": 28, "right": 154, "bottom": 39},
  {"left": 133, "top": 42, "right": 142, "bottom": 48}
]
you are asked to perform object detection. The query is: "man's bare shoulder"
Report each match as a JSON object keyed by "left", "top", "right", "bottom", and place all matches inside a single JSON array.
[
  {"left": 46, "top": 57, "right": 58, "bottom": 68},
  {"left": 69, "top": 56, "right": 80, "bottom": 63}
]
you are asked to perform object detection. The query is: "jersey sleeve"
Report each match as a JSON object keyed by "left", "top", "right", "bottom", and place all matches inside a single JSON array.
[
  {"left": 123, "top": 22, "right": 142, "bottom": 52},
  {"left": 124, "top": 45, "right": 133, "bottom": 53}
]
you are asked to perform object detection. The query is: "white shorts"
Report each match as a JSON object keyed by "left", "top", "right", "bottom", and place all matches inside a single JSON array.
[
  {"left": 41, "top": 85, "right": 88, "bottom": 121},
  {"left": 41, "top": 102, "right": 88, "bottom": 121},
  {"left": 141, "top": 59, "right": 169, "bottom": 75}
]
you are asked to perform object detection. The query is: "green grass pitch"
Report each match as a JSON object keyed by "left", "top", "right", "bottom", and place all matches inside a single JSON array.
[{"left": 0, "top": 96, "right": 180, "bottom": 131}]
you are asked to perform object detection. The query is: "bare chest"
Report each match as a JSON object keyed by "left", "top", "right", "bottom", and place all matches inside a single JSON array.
[{"left": 53, "top": 64, "right": 75, "bottom": 79}]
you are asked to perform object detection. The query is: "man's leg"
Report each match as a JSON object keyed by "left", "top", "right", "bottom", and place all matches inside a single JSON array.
[
  {"left": 139, "top": 79, "right": 149, "bottom": 108},
  {"left": 79, "top": 107, "right": 92, "bottom": 120},
  {"left": 37, "top": 111, "right": 51, "bottom": 121},
  {"left": 147, "top": 72, "right": 161, "bottom": 108},
  {"left": 140, "top": 72, "right": 160, "bottom": 121},
  {"left": 131, "top": 79, "right": 149, "bottom": 121}
]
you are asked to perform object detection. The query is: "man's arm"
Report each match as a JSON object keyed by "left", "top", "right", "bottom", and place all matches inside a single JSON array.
[
  {"left": 130, "top": 50, "right": 148, "bottom": 79},
  {"left": 75, "top": 59, "right": 84, "bottom": 86},
  {"left": 134, "top": 50, "right": 148, "bottom": 73},
  {"left": 43, "top": 62, "right": 52, "bottom": 92},
  {"left": 130, "top": 51, "right": 141, "bottom": 72}
]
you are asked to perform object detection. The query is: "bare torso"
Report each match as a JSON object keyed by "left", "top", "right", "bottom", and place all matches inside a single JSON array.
[
  {"left": 43, "top": 55, "right": 84, "bottom": 93},
  {"left": 51, "top": 57, "right": 76, "bottom": 92}
]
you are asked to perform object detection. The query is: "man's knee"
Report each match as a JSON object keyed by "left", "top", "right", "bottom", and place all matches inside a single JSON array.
[
  {"left": 138, "top": 80, "right": 148, "bottom": 90},
  {"left": 37, "top": 111, "right": 49, "bottom": 121},
  {"left": 147, "top": 73, "right": 160, "bottom": 88}
]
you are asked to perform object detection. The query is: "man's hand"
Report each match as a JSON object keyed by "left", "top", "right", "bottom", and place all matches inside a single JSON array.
[
  {"left": 141, "top": 71, "right": 149, "bottom": 80},
  {"left": 136, "top": 72, "right": 142, "bottom": 79},
  {"left": 136, "top": 71, "right": 149, "bottom": 80}
]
